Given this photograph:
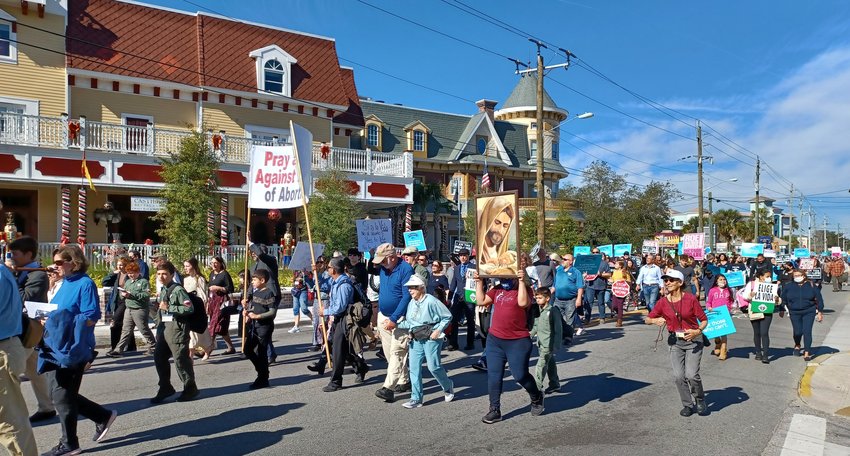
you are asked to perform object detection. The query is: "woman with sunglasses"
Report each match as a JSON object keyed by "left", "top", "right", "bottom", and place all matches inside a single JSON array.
[
  {"left": 427, "top": 261, "right": 449, "bottom": 296},
  {"left": 645, "top": 269, "right": 708, "bottom": 417},
  {"left": 781, "top": 269, "right": 824, "bottom": 361}
]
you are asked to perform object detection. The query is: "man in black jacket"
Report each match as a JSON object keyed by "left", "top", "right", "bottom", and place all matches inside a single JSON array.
[
  {"left": 8, "top": 236, "right": 56, "bottom": 422},
  {"left": 749, "top": 254, "right": 772, "bottom": 281},
  {"left": 249, "top": 241, "right": 280, "bottom": 363},
  {"left": 448, "top": 248, "right": 476, "bottom": 351}
]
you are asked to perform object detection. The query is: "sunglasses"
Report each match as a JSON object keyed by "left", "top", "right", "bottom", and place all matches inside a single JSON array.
[
  {"left": 53, "top": 259, "right": 65, "bottom": 266},
  {"left": 662, "top": 278, "right": 681, "bottom": 283}
]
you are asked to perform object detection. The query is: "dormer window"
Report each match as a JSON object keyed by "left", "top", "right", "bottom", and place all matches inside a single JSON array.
[
  {"left": 403, "top": 120, "right": 430, "bottom": 156},
  {"left": 249, "top": 45, "right": 297, "bottom": 97},
  {"left": 364, "top": 114, "right": 384, "bottom": 151}
]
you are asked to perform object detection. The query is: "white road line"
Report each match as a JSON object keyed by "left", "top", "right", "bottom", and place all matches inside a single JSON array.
[
  {"left": 780, "top": 414, "right": 827, "bottom": 456},
  {"left": 824, "top": 441, "right": 850, "bottom": 456},
  {"left": 822, "top": 292, "right": 850, "bottom": 352}
]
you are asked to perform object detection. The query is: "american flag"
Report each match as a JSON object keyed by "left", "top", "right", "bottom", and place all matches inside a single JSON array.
[{"left": 482, "top": 160, "right": 491, "bottom": 190}]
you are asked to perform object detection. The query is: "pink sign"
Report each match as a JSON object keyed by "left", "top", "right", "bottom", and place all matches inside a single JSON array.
[{"left": 682, "top": 233, "right": 705, "bottom": 260}]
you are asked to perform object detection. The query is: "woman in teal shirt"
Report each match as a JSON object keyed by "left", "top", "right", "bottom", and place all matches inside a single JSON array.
[{"left": 397, "top": 275, "right": 454, "bottom": 409}]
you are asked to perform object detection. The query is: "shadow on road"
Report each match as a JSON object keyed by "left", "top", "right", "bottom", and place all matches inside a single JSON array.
[
  {"left": 704, "top": 386, "right": 749, "bottom": 413},
  {"left": 88, "top": 404, "right": 304, "bottom": 453}
]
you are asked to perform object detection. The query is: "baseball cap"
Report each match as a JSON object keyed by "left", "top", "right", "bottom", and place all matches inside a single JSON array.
[
  {"left": 401, "top": 246, "right": 419, "bottom": 255},
  {"left": 404, "top": 275, "right": 426, "bottom": 287},
  {"left": 661, "top": 270, "right": 685, "bottom": 282},
  {"left": 372, "top": 243, "right": 396, "bottom": 264}
]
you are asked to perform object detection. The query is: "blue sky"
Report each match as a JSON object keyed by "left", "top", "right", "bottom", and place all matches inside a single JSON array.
[{"left": 148, "top": 0, "right": 850, "bottom": 240}]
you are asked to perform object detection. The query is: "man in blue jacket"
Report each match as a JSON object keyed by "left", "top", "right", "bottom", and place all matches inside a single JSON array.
[
  {"left": 448, "top": 248, "right": 476, "bottom": 351},
  {"left": 371, "top": 243, "right": 414, "bottom": 403}
]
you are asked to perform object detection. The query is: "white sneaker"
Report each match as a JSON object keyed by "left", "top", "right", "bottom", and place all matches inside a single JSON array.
[
  {"left": 287, "top": 327, "right": 301, "bottom": 334},
  {"left": 444, "top": 388, "right": 455, "bottom": 403},
  {"left": 575, "top": 328, "right": 585, "bottom": 336},
  {"left": 402, "top": 400, "right": 422, "bottom": 409}
]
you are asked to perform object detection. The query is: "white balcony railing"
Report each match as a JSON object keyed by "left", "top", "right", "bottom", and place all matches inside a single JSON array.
[{"left": 0, "top": 112, "right": 412, "bottom": 178}]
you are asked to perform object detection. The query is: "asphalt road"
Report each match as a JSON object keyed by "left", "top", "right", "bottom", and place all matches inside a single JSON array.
[{"left": 23, "top": 290, "right": 847, "bottom": 456}]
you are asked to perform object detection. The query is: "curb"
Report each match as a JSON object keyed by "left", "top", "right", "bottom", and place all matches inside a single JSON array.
[{"left": 798, "top": 351, "right": 850, "bottom": 418}]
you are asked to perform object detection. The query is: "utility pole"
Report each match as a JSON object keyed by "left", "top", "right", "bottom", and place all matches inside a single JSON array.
[
  {"left": 823, "top": 215, "right": 828, "bottom": 251},
  {"left": 753, "top": 156, "right": 760, "bottom": 242},
  {"left": 787, "top": 185, "right": 794, "bottom": 248},
  {"left": 708, "top": 191, "right": 714, "bottom": 250},
  {"left": 697, "top": 121, "right": 704, "bottom": 235}
]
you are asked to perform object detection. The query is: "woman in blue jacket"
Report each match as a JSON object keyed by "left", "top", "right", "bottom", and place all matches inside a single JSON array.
[
  {"left": 780, "top": 269, "right": 824, "bottom": 361},
  {"left": 40, "top": 245, "right": 117, "bottom": 455}
]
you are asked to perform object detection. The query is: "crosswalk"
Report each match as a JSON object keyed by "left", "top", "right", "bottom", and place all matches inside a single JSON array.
[{"left": 779, "top": 414, "right": 850, "bottom": 456}]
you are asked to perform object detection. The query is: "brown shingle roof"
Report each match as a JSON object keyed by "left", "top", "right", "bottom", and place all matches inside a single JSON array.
[
  {"left": 333, "top": 67, "right": 364, "bottom": 127},
  {"left": 67, "top": 0, "right": 354, "bottom": 108}
]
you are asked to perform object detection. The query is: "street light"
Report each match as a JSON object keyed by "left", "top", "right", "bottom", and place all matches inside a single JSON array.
[{"left": 707, "top": 178, "right": 739, "bottom": 251}]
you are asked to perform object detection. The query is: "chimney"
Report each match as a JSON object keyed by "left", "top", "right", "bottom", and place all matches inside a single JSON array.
[{"left": 476, "top": 99, "right": 498, "bottom": 122}]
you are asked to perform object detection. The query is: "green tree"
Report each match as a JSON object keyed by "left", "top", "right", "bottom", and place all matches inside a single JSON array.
[
  {"left": 713, "top": 209, "right": 742, "bottom": 243},
  {"left": 154, "top": 130, "right": 219, "bottom": 261},
  {"left": 307, "top": 169, "right": 363, "bottom": 253},
  {"left": 681, "top": 216, "right": 708, "bottom": 235},
  {"left": 519, "top": 209, "right": 537, "bottom": 253},
  {"left": 549, "top": 207, "right": 583, "bottom": 250}
]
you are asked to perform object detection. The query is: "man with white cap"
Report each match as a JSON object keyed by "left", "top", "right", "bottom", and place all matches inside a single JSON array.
[
  {"left": 402, "top": 246, "right": 429, "bottom": 282},
  {"left": 371, "top": 243, "right": 415, "bottom": 402}
]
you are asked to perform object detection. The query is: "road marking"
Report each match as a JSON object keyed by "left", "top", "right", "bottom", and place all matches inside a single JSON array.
[
  {"left": 824, "top": 441, "right": 850, "bottom": 456},
  {"left": 780, "top": 414, "right": 826, "bottom": 456}
]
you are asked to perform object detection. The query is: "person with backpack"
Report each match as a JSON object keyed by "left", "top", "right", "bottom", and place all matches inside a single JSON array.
[
  {"left": 242, "top": 269, "right": 277, "bottom": 389},
  {"left": 151, "top": 261, "right": 200, "bottom": 404},
  {"left": 530, "top": 288, "right": 563, "bottom": 394}
]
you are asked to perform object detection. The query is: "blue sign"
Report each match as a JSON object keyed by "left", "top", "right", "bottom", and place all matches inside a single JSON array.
[
  {"left": 741, "top": 242, "right": 764, "bottom": 258},
  {"left": 573, "top": 246, "right": 591, "bottom": 256},
  {"left": 758, "top": 236, "right": 772, "bottom": 248},
  {"left": 723, "top": 270, "right": 746, "bottom": 288},
  {"left": 573, "top": 254, "right": 603, "bottom": 275},
  {"left": 705, "top": 247, "right": 712, "bottom": 254},
  {"left": 402, "top": 230, "right": 427, "bottom": 251},
  {"left": 597, "top": 244, "right": 614, "bottom": 257},
  {"left": 614, "top": 244, "right": 633, "bottom": 256},
  {"left": 702, "top": 306, "right": 736, "bottom": 339},
  {"left": 793, "top": 248, "right": 811, "bottom": 258},
  {"left": 677, "top": 241, "right": 684, "bottom": 255}
]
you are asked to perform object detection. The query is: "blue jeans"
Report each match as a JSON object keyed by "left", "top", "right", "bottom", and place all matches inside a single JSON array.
[
  {"left": 554, "top": 297, "right": 578, "bottom": 336},
  {"left": 408, "top": 338, "right": 453, "bottom": 403},
  {"left": 789, "top": 310, "right": 816, "bottom": 353},
  {"left": 485, "top": 334, "right": 540, "bottom": 409},
  {"left": 641, "top": 284, "right": 660, "bottom": 310},
  {"left": 586, "top": 288, "right": 607, "bottom": 321},
  {"left": 292, "top": 292, "right": 312, "bottom": 317}
]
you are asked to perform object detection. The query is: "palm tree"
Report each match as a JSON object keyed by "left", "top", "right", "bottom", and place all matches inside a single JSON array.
[
  {"left": 713, "top": 209, "right": 742, "bottom": 243},
  {"left": 413, "top": 182, "right": 454, "bottom": 258}
]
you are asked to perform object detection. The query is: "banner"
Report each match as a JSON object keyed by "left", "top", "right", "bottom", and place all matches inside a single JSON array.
[
  {"left": 806, "top": 269, "right": 822, "bottom": 280},
  {"left": 597, "top": 244, "right": 614, "bottom": 257},
  {"left": 702, "top": 306, "right": 736, "bottom": 339},
  {"left": 642, "top": 240, "right": 659, "bottom": 254},
  {"left": 655, "top": 233, "right": 680, "bottom": 248},
  {"left": 799, "top": 258, "right": 816, "bottom": 270},
  {"left": 682, "top": 233, "right": 705, "bottom": 260},
  {"left": 247, "top": 145, "right": 309, "bottom": 209},
  {"left": 573, "top": 254, "right": 603, "bottom": 275},
  {"left": 724, "top": 270, "right": 746, "bottom": 288},
  {"left": 464, "top": 268, "right": 477, "bottom": 303},
  {"left": 614, "top": 244, "right": 633, "bottom": 256},
  {"left": 403, "top": 230, "right": 427, "bottom": 251},
  {"left": 716, "top": 242, "right": 728, "bottom": 253},
  {"left": 793, "top": 248, "right": 811, "bottom": 258},
  {"left": 751, "top": 282, "right": 778, "bottom": 314},
  {"left": 775, "top": 254, "right": 792, "bottom": 264},
  {"left": 355, "top": 219, "right": 393, "bottom": 253},
  {"left": 741, "top": 243, "right": 764, "bottom": 258},
  {"left": 475, "top": 191, "right": 519, "bottom": 277},
  {"left": 289, "top": 241, "right": 325, "bottom": 271},
  {"left": 453, "top": 240, "right": 473, "bottom": 254},
  {"left": 573, "top": 246, "right": 591, "bottom": 256}
]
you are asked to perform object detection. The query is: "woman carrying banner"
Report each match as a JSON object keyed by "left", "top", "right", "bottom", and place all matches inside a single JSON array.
[
  {"left": 738, "top": 269, "right": 782, "bottom": 364},
  {"left": 780, "top": 269, "right": 824, "bottom": 361},
  {"left": 705, "top": 274, "right": 734, "bottom": 360}
]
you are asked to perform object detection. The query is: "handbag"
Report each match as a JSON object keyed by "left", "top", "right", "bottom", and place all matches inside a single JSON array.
[{"left": 409, "top": 324, "right": 433, "bottom": 342}]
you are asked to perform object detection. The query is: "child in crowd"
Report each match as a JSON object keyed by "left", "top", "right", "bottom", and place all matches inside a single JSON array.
[
  {"left": 242, "top": 269, "right": 277, "bottom": 389},
  {"left": 705, "top": 274, "right": 734, "bottom": 360},
  {"left": 530, "top": 288, "right": 563, "bottom": 394}
]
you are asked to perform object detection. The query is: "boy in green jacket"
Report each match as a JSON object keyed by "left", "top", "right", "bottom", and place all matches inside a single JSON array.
[{"left": 531, "top": 288, "right": 563, "bottom": 394}]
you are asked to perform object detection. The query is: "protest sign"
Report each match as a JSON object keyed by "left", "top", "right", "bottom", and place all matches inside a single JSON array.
[
  {"left": 764, "top": 249, "right": 776, "bottom": 258},
  {"left": 776, "top": 254, "right": 792, "bottom": 264},
  {"left": 403, "top": 230, "right": 427, "bottom": 251},
  {"left": 794, "top": 248, "right": 811, "bottom": 258},
  {"left": 248, "top": 145, "right": 310, "bottom": 209},
  {"left": 677, "top": 241, "right": 684, "bottom": 255},
  {"left": 573, "top": 254, "right": 603, "bottom": 275},
  {"left": 355, "top": 219, "right": 392, "bottom": 253},
  {"left": 642, "top": 240, "right": 659, "bottom": 254},
  {"left": 799, "top": 258, "right": 816, "bottom": 270},
  {"left": 464, "top": 268, "right": 477, "bottom": 303},
  {"left": 702, "top": 306, "right": 736, "bottom": 339},
  {"left": 806, "top": 268, "right": 822, "bottom": 280},
  {"left": 611, "top": 281, "right": 630, "bottom": 298},
  {"left": 741, "top": 243, "right": 764, "bottom": 258},
  {"left": 573, "top": 246, "right": 591, "bottom": 256},
  {"left": 597, "top": 244, "right": 614, "bottom": 257},
  {"left": 716, "top": 242, "right": 728, "bottom": 253},
  {"left": 614, "top": 244, "right": 633, "bottom": 256},
  {"left": 724, "top": 270, "right": 746, "bottom": 288},
  {"left": 682, "top": 233, "right": 705, "bottom": 260},
  {"left": 289, "top": 242, "right": 325, "bottom": 271},
  {"left": 751, "top": 282, "right": 778, "bottom": 314},
  {"left": 453, "top": 240, "right": 473, "bottom": 254},
  {"left": 831, "top": 247, "right": 842, "bottom": 258},
  {"left": 758, "top": 236, "right": 773, "bottom": 248},
  {"left": 24, "top": 301, "right": 58, "bottom": 319}
]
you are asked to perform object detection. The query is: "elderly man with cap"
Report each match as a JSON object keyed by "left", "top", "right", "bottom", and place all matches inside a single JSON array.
[
  {"left": 402, "top": 246, "right": 429, "bottom": 282},
  {"left": 447, "top": 248, "right": 476, "bottom": 352},
  {"left": 371, "top": 243, "right": 415, "bottom": 402}
]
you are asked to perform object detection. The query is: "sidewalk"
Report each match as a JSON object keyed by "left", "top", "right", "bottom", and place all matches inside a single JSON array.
[{"left": 798, "top": 290, "right": 850, "bottom": 418}]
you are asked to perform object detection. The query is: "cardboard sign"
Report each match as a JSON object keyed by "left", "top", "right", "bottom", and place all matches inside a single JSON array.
[
  {"left": 724, "top": 270, "right": 746, "bottom": 288},
  {"left": 403, "top": 230, "right": 427, "bottom": 251},
  {"left": 573, "top": 254, "right": 603, "bottom": 275},
  {"left": 453, "top": 240, "right": 473, "bottom": 254},
  {"left": 775, "top": 254, "right": 792, "bottom": 265},
  {"left": 642, "top": 240, "right": 659, "bottom": 254},
  {"left": 614, "top": 244, "right": 633, "bottom": 256},
  {"left": 764, "top": 249, "right": 776, "bottom": 258},
  {"left": 716, "top": 242, "right": 728, "bottom": 253},
  {"left": 794, "top": 248, "right": 811, "bottom": 258},
  {"left": 611, "top": 280, "right": 630, "bottom": 298},
  {"left": 702, "top": 306, "right": 736, "bottom": 339},
  {"left": 464, "top": 268, "right": 477, "bottom": 304},
  {"left": 806, "top": 268, "right": 822, "bottom": 280},
  {"left": 741, "top": 243, "right": 764, "bottom": 258},
  {"left": 247, "top": 143, "right": 311, "bottom": 209},
  {"left": 597, "top": 244, "right": 614, "bottom": 257},
  {"left": 24, "top": 301, "right": 58, "bottom": 319},
  {"left": 573, "top": 246, "right": 591, "bottom": 256},
  {"left": 289, "top": 241, "right": 325, "bottom": 271},
  {"left": 682, "top": 233, "right": 705, "bottom": 260},
  {"left": 799, "top": 258, "right": 816, "bottom": 270},
  {"left": 751, "top": 282, "right": 778, "bottom": 314},
  {"left": 356, "top": 219, "right": 393, "bottom": 254},
  {"left": 758, "top": 236, "right": 773, "bottom": 248}
]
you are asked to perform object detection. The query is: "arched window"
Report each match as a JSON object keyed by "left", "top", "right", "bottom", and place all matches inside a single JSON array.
[{"left": 264, "top": 59, "right": 285, "bottom": 94}]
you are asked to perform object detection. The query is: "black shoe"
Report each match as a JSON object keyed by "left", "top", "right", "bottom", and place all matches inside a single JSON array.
[
  {"left": 446, "top": 345, "right": 458, "bottom": 352},
  {"left": 463, "top": 345, "right": 475, "bottom": 351},
  {"left": 544, "top": 385, "right": 561, "bottom": 394},
  {"left": 176, "top": 387, "right": 200, "bottom": 402},
  {"left": 355, "top": 364, "right": 369, "bottom": 384},
  {"left": 762, "top": 356, "right": 770, "bottom": 364},
  {"left": 105, "top": 350, "right": 122, "bottom": 358},
  {"left": 793, "top": 347, "right": 801, "bottom": 357},
  {"left": 754, "top": 352, "right": 763, "bottom": 361},
  {"left": 375, "top": 387, "right": 395, "bottom": 402},
  {"left": 249, "top": 379, "right": 270, "bottom": 390},
  {"left": 471, "top": 361, "right": 487, "bottom": 372},
  {"left": 680, "top": 406, "right": 695, "bottom": 417},
  {"left": 268, "top": 357, "right": 277, "bottom": 365},
  {"left": 41, "top": 442, "right": 81, "bottom": 456},
  {"left": 695, "top": 398, "right": 708, "bottom": 415},
  {"left": 392, "top": 383, "right": 411, "bottom": 393},
  {"left": 307, "top": 362, "right": 326, "bottom": 376},
  {"left": 530, "top": 394, "right": 545, "bottom": 416},
  {"left": 308, "top": 345, "right": 322, "bottom": 352},
  {"left": 150, "top": 386, "right": 177, "bottom": 404},
  {"left": 322, "top": 383, "right": 342, "bottom": 392},
  {"left": 93, "top": 410, "right": 118, "bottom": 442},
  {"left": 29, "top": 410, "right": 57, "bottom": 423},
  {"left": 482, "top": 407, "right": 502, "bottom": 424}
]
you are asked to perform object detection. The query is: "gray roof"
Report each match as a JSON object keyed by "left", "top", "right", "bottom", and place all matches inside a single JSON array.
[
  {"left": 501, "top": 74, "right": 560, "bottom": 111},
  {"left": 360, "top": 99, "right": 567, "bottom": 176}
]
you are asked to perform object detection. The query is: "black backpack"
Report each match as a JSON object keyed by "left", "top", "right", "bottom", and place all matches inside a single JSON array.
[{"left": 166, "top": 285, "right": 208, "bottom": 334}]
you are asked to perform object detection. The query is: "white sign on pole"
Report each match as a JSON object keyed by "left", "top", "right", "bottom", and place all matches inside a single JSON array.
[
  {"left": 248, "top": 145, "right": 306, "bottom": 209},
  {"left": 641, "top": 240, "right": 659, "bottom": 254},
  {"left": 682, "top": 233, "right": 705, "bottom": 260},
  {"left": 289, "top": 241, "right": 325, "bottom": 271},
  {"left": 290, "top": 121, "right": 314, "bottom": 195},
  {"left": 130, "top": 196, "right": 164, "bottom": 212},
  {"left": 356, "top": 219, "right": 393, "bottom": 253}
]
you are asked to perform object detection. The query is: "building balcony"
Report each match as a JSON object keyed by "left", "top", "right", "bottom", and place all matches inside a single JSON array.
[{"left": 0, "top": 112, "right": 413, "bottom": 205}]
